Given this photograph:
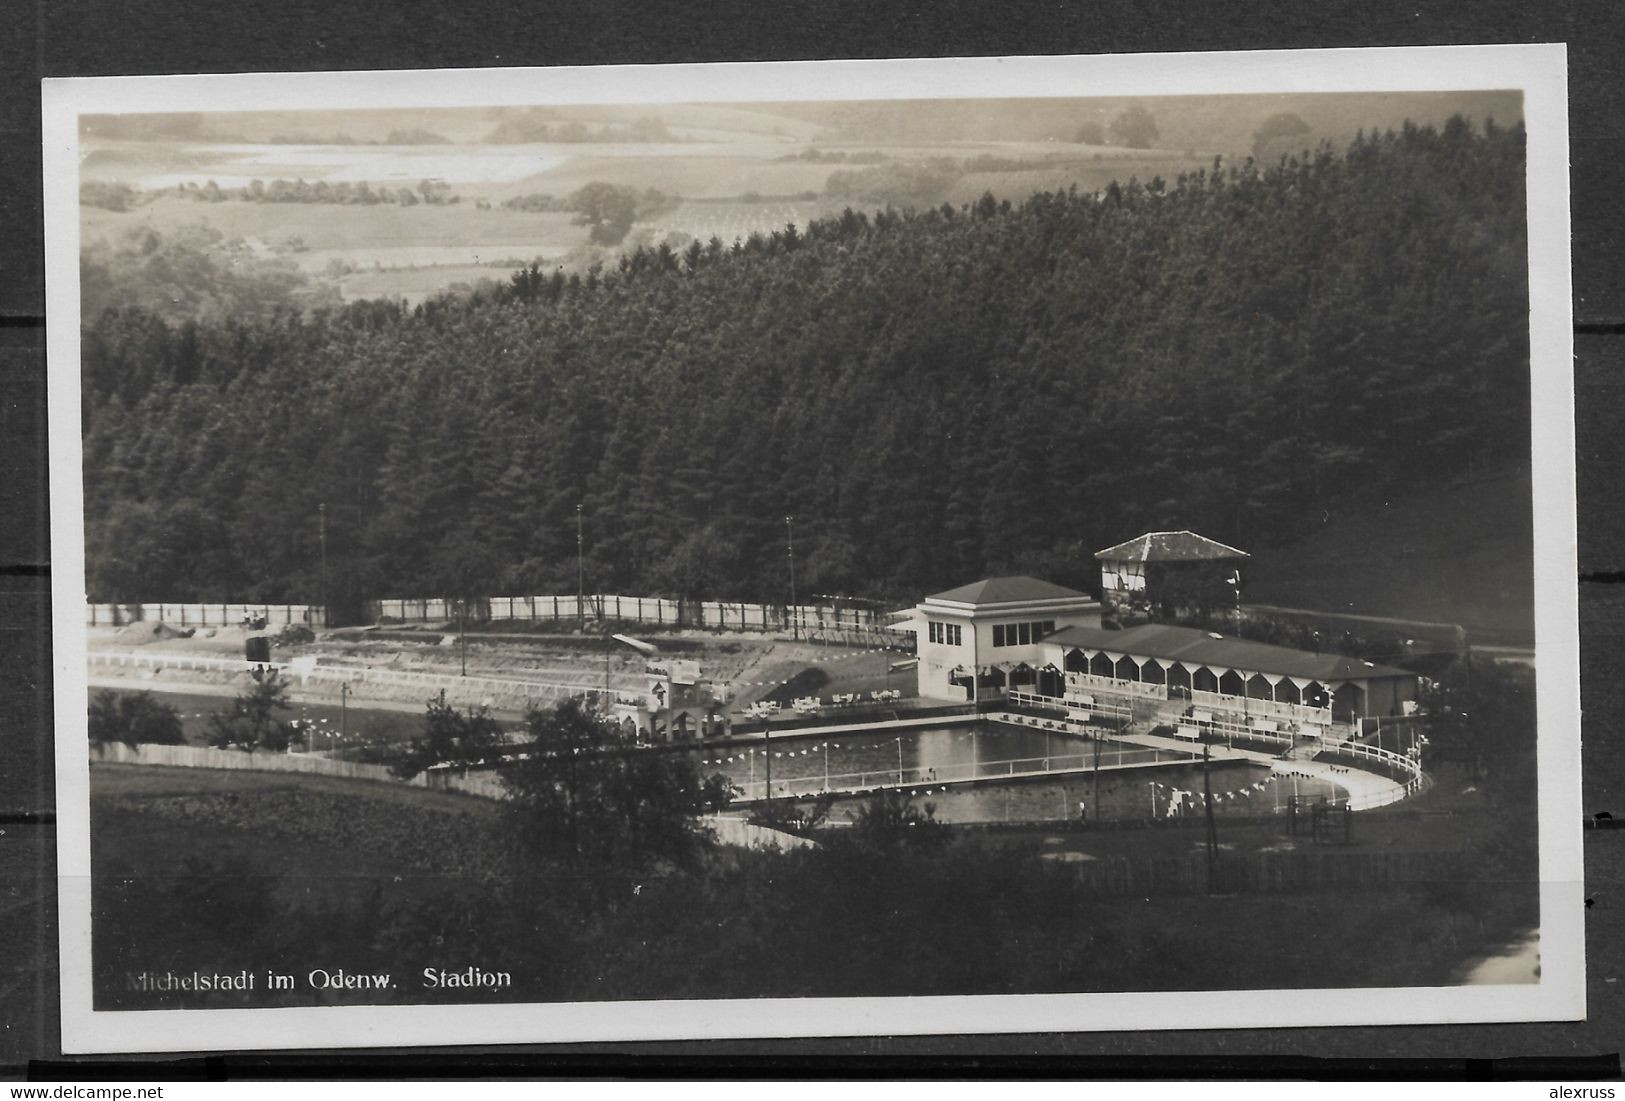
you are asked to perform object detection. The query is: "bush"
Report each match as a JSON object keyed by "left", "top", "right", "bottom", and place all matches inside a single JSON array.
[{"left": 88, "top": 690, "right": 186, "bottom": 750}]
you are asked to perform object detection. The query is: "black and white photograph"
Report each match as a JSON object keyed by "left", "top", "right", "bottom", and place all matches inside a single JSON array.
[{"left": 42, "top": 46, "right": 1582, "bottom": 1052}]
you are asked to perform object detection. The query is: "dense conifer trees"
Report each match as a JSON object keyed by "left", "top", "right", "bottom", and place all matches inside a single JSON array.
[{"left": 80, "top": 120, "right": 1528, "bottom": 609}]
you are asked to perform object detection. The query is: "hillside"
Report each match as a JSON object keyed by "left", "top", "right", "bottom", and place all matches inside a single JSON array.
[
  {"left": 1244, "top": 469, "right": 1535, "bottom": 645},
  {"left": 80, "top": 119, "right": 1530, "bottom": 615}
]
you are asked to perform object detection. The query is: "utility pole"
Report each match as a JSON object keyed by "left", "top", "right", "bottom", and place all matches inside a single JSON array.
[
  {"left": 1092, "top": 726, "right": 1102, "bottom": 818},
  {"left": 576, "top": 503, "right": 585, "bottom": 633},
  {"left": 1202, "top": 732, "right": 1220, "bottom": 893},
  {"left": 317, "top": 502, "right": 328, "bottom": 629},
  {"left": 785, "top": 515, "right": 797, "bottom": 641}
]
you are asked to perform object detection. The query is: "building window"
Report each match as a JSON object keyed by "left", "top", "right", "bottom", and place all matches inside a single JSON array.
[
  {"left": 1040, "top": 620, "right": 1055, "bottom": 638},
  {"left": 1017, "top": 622, "right": 1032, "bottom": 645},
  {"left": 928, "top": 621, "right": 940, "bottom": 644},
  {"left": 948, "top": 623, "right": 962, "bottom": 646},
  {"left": 993, "top": 624, "right": 1006, "bottom": 647}
]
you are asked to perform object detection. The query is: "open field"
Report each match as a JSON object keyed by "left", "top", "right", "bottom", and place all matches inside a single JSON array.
[{"left": 83, "top": 197, "right": 585, "bottom": 260}]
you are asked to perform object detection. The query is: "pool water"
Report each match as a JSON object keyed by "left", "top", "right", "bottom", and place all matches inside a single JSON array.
[{"left": 687, "top": 723, "right": 1340, "bottom": 825}]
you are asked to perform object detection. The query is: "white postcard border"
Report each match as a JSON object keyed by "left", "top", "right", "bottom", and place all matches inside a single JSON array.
[{"left": 44, "top": 43, "right": 1580, "bottom": 1053}]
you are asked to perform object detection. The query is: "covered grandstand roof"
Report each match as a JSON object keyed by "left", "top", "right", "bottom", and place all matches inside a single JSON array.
[
  {"left": 1094, "top": 530, "right": 1249, "bottom": 562},
  {"left": 926, "top": 576, "right": 1093, "bottom": 606},
  {"left": 1043, "top": 622, "right": 1411, "bottom": 682}
]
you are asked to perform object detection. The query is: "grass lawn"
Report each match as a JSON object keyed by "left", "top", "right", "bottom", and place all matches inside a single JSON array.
[{"left": 91, "top": 763, "right": 509, "bottom": 890}]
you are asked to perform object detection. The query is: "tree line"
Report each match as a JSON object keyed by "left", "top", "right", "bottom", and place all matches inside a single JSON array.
[{"left": 80, "top": 118, "right": 1529, "bottom": 618}]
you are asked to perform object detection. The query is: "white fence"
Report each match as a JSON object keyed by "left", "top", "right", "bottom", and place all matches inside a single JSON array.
[
  {"left": 88, "top": 649, "right": 609, "bottom": 705},
  {"left": 90, "top": 743, "right": 808, "bottom": 847},
  {"left": 90, "top": 740, "right": 503, "bottom": 798},
  {"left": 366, "top": 592, "right": 879, "bottom": 633},
  {"left": 87, "top": 603, "right": 326, "bottom": 628}
]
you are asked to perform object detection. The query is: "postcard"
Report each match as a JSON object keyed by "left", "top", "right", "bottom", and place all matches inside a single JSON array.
[{"left": 44, "top": 45, "right": 1580, "bottom": 1053}]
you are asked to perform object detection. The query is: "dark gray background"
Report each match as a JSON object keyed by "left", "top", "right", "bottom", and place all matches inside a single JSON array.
[{"left": 4, "top": 0, "right": 1622, "bottom": 1076}]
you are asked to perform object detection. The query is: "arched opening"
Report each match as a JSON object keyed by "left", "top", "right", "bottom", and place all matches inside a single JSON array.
[
  {"left": 1333, "top": 682, "right": 1365, "bottom": 722},
  {"left": 1139, "top": 659, "right": 1167, "bottom": 686},
  {"left": 1090, "top": 652, "right": 1115, "bottom": 678},
  {"left": 1036, "top": 664, "right": 1064, "bottom": 698},
  {"left": 1218, "top": 670, "right": 1245, "bottom": 697},
  {"left": 1065, "top": 648, "right": 1089, "bottom": 673},
  {"left": 1008, "top": 663, "right": 1036, "bottom": 689},
  {"left": 1167, "top": 663, "right": 1193, "bottom": 698},
  {"left": 1246, "top": 673, "right": 1273, "bottom": 700},
  {"left": 1275, "top": 679, "right": 1303, "bottom": 705},
  {"left": 1193, "top": 667, "right": 1219, "bottom": 694},
  {"left": 1113, "top": 655, "right": 1137, "bottom": 681}
]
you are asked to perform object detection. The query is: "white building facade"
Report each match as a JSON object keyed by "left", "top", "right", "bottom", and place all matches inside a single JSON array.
[{"left": 910, "top": 576, "right": 1102, "bottom": 702}]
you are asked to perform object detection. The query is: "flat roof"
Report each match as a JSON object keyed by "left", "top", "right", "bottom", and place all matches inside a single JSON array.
[
  {"left": 1095, "top": 530, "right": 1249, "bottom": 562},
  {"left": 1044, "top": 622, "right": 1412, "bottom": 682},
  {"left": 925, "top": 575, "right": 1093, "bottom": 606}
]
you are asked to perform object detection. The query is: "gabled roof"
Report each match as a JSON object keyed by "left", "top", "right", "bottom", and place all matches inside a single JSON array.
[
  {"left": 926, "top": 575, "right": 1092, "bottom": 606},
  {"left": 1094, "top": 530, "right": 1249, "bottom": 563},
  {"left": 1044, "top": 622, "right": 1411, "bottom": 682}
]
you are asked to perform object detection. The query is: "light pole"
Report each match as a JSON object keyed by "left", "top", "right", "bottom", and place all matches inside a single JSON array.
[
  {"left": 340, "top": 681, "right": 349, "bottom": 740},
  {"left": 895, "top": 736, "right": 904, "bottom": 785},
  {"left": 576, "top": 503, "right": 585, "bottom": 632},
  {"left": 317, "top": 502, "right": 328, "bottom": 629},
  {"left": 785, "top": 515, "right": 798, "bottom": 641}
]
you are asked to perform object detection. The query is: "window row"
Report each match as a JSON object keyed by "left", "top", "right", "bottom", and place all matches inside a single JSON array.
[
  {"left": 993, "top": 620, "right": 1055, "bottom": 647},
  {"left": 927, "top": 620, "right": 963, "bottom": 646}
]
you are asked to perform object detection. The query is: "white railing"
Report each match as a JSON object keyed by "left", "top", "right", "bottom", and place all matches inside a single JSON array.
[
  {"left": 1189, "top": 689, "right": 1332, "bottom": 727},
  {"left": 1006, "top": 690, "right": 1131, "bottom": 724},
  {"left": 1066, "top": 672, "right": 1167, "bottom": 700},
  {"left": 731, "top": 739, "right": 1187, "bottom": 802}
]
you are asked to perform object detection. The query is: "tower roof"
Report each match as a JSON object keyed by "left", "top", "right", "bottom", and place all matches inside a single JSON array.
[{"left": 1094, "top": 530, "right": 1249, "bottom": 563}]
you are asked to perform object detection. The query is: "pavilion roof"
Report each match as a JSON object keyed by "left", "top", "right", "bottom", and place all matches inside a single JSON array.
[{"left": 1044, "top": 622, "right": 1412, "bottom": 682}]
